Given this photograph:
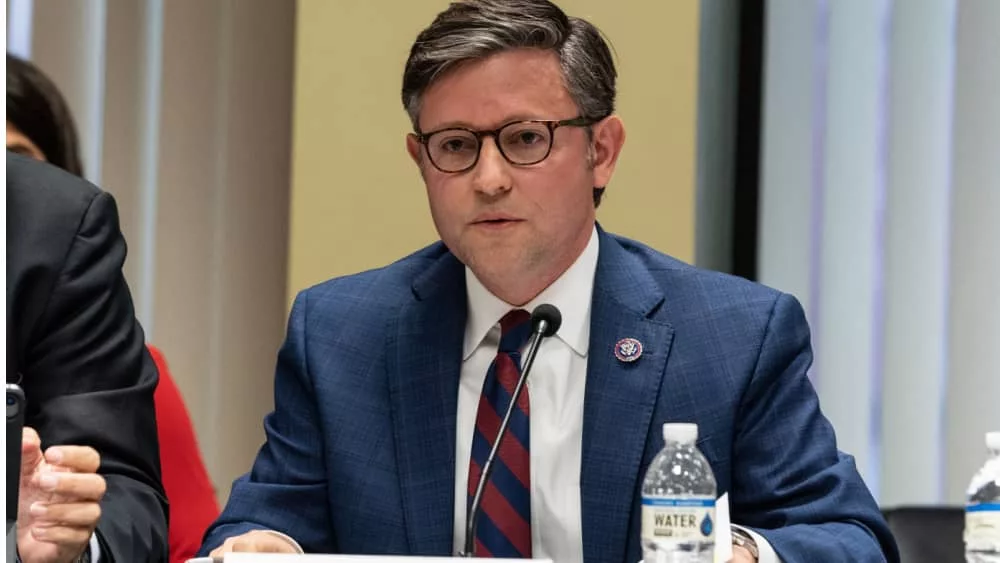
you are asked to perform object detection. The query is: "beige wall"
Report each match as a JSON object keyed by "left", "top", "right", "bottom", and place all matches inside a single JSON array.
[{"left": 289, "top": 0, "right": 700, "bottom": 297}]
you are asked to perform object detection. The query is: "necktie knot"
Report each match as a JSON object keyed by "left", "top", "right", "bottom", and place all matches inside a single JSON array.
[{"left": 498, "top": 309, "right": 531, "bottom": 354}]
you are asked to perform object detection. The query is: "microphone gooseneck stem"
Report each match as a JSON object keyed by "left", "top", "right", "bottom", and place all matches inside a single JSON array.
[{"left": 461, "top": 319, "right": 550, "bottom": 557}]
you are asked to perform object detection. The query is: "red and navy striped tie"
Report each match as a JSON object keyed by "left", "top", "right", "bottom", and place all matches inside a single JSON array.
[{"left": 468, "top": 308, "right": 533, "bottom": 558}]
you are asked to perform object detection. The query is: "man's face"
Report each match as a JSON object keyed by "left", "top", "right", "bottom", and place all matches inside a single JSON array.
[{"left": 406, "top": 49, "right": 623, "bottom": 300}]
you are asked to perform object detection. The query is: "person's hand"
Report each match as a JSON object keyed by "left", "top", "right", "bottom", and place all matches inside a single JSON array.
[
  {"left": 209, "top": 530, "right": 300, "bottom": 555},
  {"left": 733, "top": 544, "right": 758, "bottom": 562},
  {"left": 17, "top": 427, "right": 106, "bottom": 563}
]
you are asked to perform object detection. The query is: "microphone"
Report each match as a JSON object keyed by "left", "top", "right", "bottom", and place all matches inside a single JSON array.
[{"left": 462, "top": 304, "right": 562, "bottom": 557}]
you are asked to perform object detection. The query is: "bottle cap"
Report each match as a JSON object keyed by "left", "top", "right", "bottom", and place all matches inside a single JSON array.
[
  {"left": 663, "top": 423, "right": 698, "bottom": 445},
  {"left": 986, "top": 431, "right": 1000, "bottom": 451}
]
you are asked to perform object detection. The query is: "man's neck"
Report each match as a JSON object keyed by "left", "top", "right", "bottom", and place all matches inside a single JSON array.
[{"left": 477, "top": 272, "right": 559, "bottom": 307}]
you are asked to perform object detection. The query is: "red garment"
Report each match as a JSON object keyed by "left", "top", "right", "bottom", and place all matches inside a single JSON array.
[{"left": 149, "top": 345, "right": 221, "bottom": 563}]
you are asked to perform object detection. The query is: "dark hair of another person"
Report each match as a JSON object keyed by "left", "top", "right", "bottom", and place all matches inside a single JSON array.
[{"left": 6, "top": 53, "right": 85, "bottom": 176}]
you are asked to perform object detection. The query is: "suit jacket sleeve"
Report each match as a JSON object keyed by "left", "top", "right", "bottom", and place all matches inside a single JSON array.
[
  {"left": 731, "top": 293, "right": 899, "bottom": 563},
  {"left": 199, "top": 291, "right": 337, "bottom": 555},
  {"left": 21, "top": 191, "right": 169, "bottom": 562}
]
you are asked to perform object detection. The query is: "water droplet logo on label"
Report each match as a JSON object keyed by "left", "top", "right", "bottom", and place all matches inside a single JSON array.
[{"left": 700, "top": 513, "right": 713, "bottom": 537}]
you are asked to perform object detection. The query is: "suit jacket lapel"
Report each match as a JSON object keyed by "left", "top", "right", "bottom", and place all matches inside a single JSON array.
[
  {"left": 387, "top": 248, "right": 467, "bottom": 555},
  {"left": 581, "top": 230, "right": 674, "bottom": 563}
]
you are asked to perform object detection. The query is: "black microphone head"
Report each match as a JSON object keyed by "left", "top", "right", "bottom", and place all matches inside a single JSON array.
[{"left": 530, "top": 304, "right": 562, "bottom": 337}]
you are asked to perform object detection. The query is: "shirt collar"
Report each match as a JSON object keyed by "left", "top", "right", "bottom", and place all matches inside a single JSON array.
[{"left": 463, "top": 226, "right": 599, "bottom": 359}]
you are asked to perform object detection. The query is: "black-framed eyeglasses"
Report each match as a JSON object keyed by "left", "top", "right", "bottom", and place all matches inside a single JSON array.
[{"left": 415, "top": 116, "right": 594, "bottom": 173}]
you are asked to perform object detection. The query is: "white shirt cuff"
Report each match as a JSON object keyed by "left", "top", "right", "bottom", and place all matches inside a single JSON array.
[
  {"left": 733, "top": 525, "right": 782, "bottom": 563},
  {"left": 89, "top": 532, "right": 101, "bottom": 562},
  {"left": 259, "top": 530, "right": 304, "bottom": 554}
]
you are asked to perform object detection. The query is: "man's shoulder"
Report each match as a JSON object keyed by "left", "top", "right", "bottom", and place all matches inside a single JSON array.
[
  {"left": 607, "top": 232, "right": 788, "bottom": 322},
  {"left": 7, "top": 154, "right": 113, "bottom": 296},
  {"left": 294, "top": 242, "right": 453, "bottom": 314},
  {"left": 7, "top": 152, "right": 102, "bottom": 222}
]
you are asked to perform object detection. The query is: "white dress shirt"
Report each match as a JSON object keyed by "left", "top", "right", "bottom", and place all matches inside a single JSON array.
[{"left": 451, "top": 227, "right": 782, "bottom": 563}]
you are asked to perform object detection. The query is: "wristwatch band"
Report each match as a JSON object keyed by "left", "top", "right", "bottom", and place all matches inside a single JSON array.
[{"left": 732, "top": 527, "right": 760, "bottom": 559}]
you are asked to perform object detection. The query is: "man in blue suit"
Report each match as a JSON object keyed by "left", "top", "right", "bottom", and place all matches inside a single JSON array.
[{"left": 202, "top": 1, "right": 898, "bottom": 561}]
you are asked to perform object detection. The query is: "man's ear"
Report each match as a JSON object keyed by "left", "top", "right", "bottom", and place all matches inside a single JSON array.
[
  {"left": 589, "top": 116, "right": 626, "bottom": 189},
  {"left": 406, "top": 133, "right": 423, "bottom": 166}
]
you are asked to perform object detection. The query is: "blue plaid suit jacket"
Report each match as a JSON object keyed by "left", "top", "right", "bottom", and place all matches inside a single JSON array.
[{"left": 201, "top": 227, "right": 898, "bottom": 563}]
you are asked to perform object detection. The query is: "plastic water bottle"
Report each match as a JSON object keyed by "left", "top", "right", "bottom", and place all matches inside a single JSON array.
[
  {"left": 966, "top": 431, "right": 1000, "bottom": 562},
  {"left": 641, "top": 423, "right": 716, "bottom": 563}
]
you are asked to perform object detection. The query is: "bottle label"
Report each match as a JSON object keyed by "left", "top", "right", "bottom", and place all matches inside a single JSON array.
[
  {"left": 966, "top": 503, "right": 1000, "bottom": 548},
  {"left": 641, "top": 497, "right": 716, "bottom": 542}
]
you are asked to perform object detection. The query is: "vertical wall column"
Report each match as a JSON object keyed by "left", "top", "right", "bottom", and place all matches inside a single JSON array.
[
  {"left": 945, "top": 0, "right": 1000, "bottom": 502},
  {"left": 880, "top": 0, "right": 956, "bottom": 507}
]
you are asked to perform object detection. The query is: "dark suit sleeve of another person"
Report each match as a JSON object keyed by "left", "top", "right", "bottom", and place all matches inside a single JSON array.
[
  {"left": 8, "top": 157, "right": 169, "bottom": 562},
  {"left": 731, "top": 293, "right": 900, "bottom": 562}
]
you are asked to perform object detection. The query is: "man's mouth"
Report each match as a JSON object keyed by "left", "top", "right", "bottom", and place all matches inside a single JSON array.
[{"left": 471, "top": 216, "right": 523, "bottom": 229}]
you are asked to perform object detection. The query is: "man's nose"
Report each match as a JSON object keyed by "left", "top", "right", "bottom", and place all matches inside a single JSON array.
[{"left": 471, "top": 137, "right": 513, "bottom": 197}]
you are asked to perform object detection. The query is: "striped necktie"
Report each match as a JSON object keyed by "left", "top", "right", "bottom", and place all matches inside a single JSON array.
[{"left": 467, "top": 308, "right": 533, "bottom": 558}]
